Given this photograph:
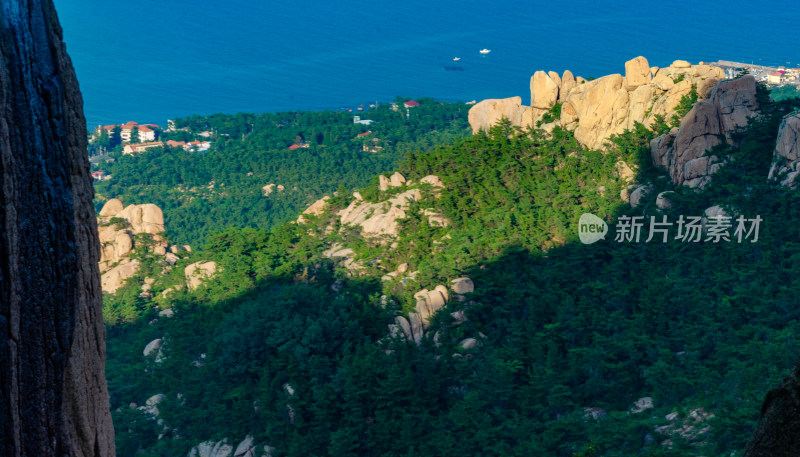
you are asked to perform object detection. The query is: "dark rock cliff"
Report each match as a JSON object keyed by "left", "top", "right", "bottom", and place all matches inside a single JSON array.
[
  {"left": 0, "top": 1, "right": 115, "bottom": 456},
  {"left": 744, "top": 359, "right": 800, "bottom": 457}
]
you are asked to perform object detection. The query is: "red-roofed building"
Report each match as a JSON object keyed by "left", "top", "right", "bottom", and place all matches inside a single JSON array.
[
  {"left": 288, "top": 144, "right": 301, "bottom": 150},
  {"left": 95, "top": 121, "right": 160, "bottom": 143},
  {"left": 188, "top": 141, "right": 212, "bottom": 151},
  {"left": 166, "top": 140, "right": 187, "bottom": 149},
  {"left": 768, "top": 72, "right": 784, "bottom": 84},
  {"left": 123, "top": 141, "right": 164, "bottom": 155},
  {"left": 357, "top": 131, "right": 372, "bottom": 137},
  {"left": 404, "top": 100, "right": 420, "bottom": 107},
  {"left": 91, "top": 171, "right": 107, "bottom": 181}
]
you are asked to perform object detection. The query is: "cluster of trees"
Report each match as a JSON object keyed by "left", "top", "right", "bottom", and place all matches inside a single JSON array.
[
  {"left": 103, "top": 87, "right": 800, "bottom": 456},
  {"left": 89, "top": 126, "right": 123, "bottom": 156},
  {"left": 94, "top": 98, "right": 471, "bottom": 246}
]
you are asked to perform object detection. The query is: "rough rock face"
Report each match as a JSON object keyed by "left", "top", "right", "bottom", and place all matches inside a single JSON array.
[
  {"left": 185, "top": 261, "right": 219, "bottom": 290},
  {"left": 115, "top": 203, "right": 165, "bottom": 234},
  {"left": 97, "top": 199, "right": 170, "bottom": 293},
  {"left": 338, "top": 188, "right": 422, "bottom": 239},
  {"left": 0, "top": 0, "right": 115, "bottom": 454},
  {"left": 530, "top": 71, "right": 559, "bottom": 109},
  {"left": 99, "top": 197, "right": 124, "bottom": 217},
  {"left": 651, "top": 76, "right": 758, "bottom": 187},
  {"left": 625, "top": 56, "right": 652, "bottom": 89},
  {"left": 743, "top": 359, "right": 800, "bottom": 457},
  {"left": 391, "top": 278, "right": 475, "bottom": 345},
  {"left": 768, "top": 114, "right": 800, "bottom": 187},
  {"left": 469, "top": 56, "right": 726, "bottom": 151},
  {"left": 101, "top": 260, "right": 141, "bottom": 295},
  {"left": 296, "top": 196, "right": 330, "bottom": 224},
  {"left": 467, "top": 96, "right": 526, "bottom": 134},
  {"left": 420, "top": 174, "right": 445, "bottom": 190}
]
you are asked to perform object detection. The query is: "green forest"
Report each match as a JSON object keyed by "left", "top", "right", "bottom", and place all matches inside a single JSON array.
[
  {"left": 102, "top": 85, "right": 800, "bottom": 456},
  {"left": 94, "top": 98, "right": 471, "bottom": 246}
]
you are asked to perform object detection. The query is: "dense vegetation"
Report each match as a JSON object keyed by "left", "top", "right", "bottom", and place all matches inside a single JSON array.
[
  {"left": 769, "top": 84, "right": 800, "bottom": 101},
  {"left": 94, "top": 98, "right": 471, "bottom": 246},
  {"left": 104, "top": 87, "right": 800, "bottom": 457}
]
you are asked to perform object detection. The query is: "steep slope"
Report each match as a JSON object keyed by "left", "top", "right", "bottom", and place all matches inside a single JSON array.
[
  {"left": 0, "top": 0, "right": 114, "bottom": 455},
  {"left": 103, "top": 63, "right": 800, "bottom": 456}
]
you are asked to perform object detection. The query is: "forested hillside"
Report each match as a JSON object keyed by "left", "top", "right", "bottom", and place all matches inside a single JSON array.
[
  {"left": 94, "top": 98, "right": 470, "bottom": 246},
  {"left": 103, "top": 84, "right": 800, "bottom": 457}
]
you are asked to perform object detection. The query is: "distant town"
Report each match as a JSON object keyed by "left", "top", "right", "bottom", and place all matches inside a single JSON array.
[
  {"left": 88, "top": 120, "right": 213, "bottom": 181},
  {"left": 710, "top": 60, "right": 800, "bottom": 86}
]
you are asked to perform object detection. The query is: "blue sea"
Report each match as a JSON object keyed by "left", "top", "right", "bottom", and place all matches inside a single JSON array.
[{"left": 54, "top": 0, "right": 800, "bottom": 128}]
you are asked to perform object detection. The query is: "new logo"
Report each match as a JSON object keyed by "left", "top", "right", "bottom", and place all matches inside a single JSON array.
[{"left": 578, "top": 213, "right": 608, "bottom": 244}]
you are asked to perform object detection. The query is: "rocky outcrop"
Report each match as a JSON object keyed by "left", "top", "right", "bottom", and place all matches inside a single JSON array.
[
  {"left": 0, "top": 0, "right": 115, "bottom": 454},
  {"left": 530, "top": 71, "right": 559, "bottom": 109},
  {"left": 115, "top": 203, "right": 165, "bottom": 234},
  {"left": 97, "top": 199, "right": 173, "bottom": 293},
  {"left": 743, "top": 359, "right": 800, "bottom": 457},
  {"left": 651, "top": 76, "right": 759, "bottom": 187},
  {"left": 625, "top": 56, "right": 652, "bottom": 89},
  {"left": 768, "top": 113, "right": 800, "bottom": 187},
  {"left": 185, "top": 261, "right": 219, "bottom": 290},
  {"left": 469, "top": 56, "right": 727, "bottom": 152},
  {"left": 262, "top": 183, "right": 285, "bottom": 196},
  {"left": 420, "top": 174, "right": 445, "bottom": 190},
  {"left": 296, "top": 196, "right": 330, "bottom": 224},
  {"left": 468, "top": 96, "right": 526, "bottom": 134},
  {"left": 630, "top": 396, "right": 655, "bottom": 414},
  {"left": 338, "top": 188, "right": 422, "bottom": 239},
  {"left": 189, "top": 437, "right": 272, "bottom": 457},
  {"left": 101, "top": 259, "right": 142, "bottom": 294},
  {"left": 390, "top": 278, "right": 475, "bottom": 345},
  {"left": 322, "top": 243, "right": 362, "bottom": 272}
]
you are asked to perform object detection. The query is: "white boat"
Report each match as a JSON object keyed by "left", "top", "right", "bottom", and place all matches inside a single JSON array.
[
  {"left": 479, "top": 49, "right": 491, "bottom": 54},
  {"left": 453, "top": 57, "right": 461, "bottom": 61}
]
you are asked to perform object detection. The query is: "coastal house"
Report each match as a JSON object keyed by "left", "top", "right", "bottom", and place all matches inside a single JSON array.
[
  {"left": 403, "top": 100, "right": 420, "bottom": 107},
  {"left": 768, "top": 72, "right": 784, "bottom": 84},
  {"left": 287, "top": 142, "right": 310, "bottom": 151},
  {"left": 188, "top": 141, "right": 212, "bottom": 151},
  {"left": 123, "top": 141, "right": 164, "bottom": 155},
  {"left": 136, "top": 124, "right": 158, "bottom": 142},
  {"left": 96, "top": 121, "right": 160, "bottom": 142},
  {"left": 353, "top": 115, "right": 374, "bottom": 125},
  {"left": 91, "top": 170, "right": 108, "bottom": 181},
  {"left": 166, "top": 140, "right": 187, "bottom": 149},
  {"left": 357, "top": 131, "right": 372, "bottom": 137}
]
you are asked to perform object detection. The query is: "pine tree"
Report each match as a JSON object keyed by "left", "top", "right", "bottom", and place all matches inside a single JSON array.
[{"left": 110, "top": 125, "right": 122, "bottom": 148}]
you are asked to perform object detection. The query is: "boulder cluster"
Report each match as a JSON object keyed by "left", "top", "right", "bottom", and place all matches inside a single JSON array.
[
  {"left": 468, "top": 56, "right": 726, "bottom": 151},
  {"left": 97, "top": 198, "right": 218, "bottom": 293},
  {"left": 98, "top": 199, "right": 168, "bottom": 293},
  {"left": 390, "top": 278, "right": 475, "bottom": 345},
  {"left": 651, "top": 75, "right": 760, "bottom": 188},
  {"left": 188, "top": 436, "right": 273, "bottom": 457},
  {"left": 262, "top": 183, "right": 285, "bottom": 196},
  {"left": 298, "top": 173, "right": 448, "bottom": 242}
]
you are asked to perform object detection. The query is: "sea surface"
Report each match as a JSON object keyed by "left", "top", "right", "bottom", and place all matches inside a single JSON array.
[{"left": 54, "top": 0, "right": 800, "bottom": 128}]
